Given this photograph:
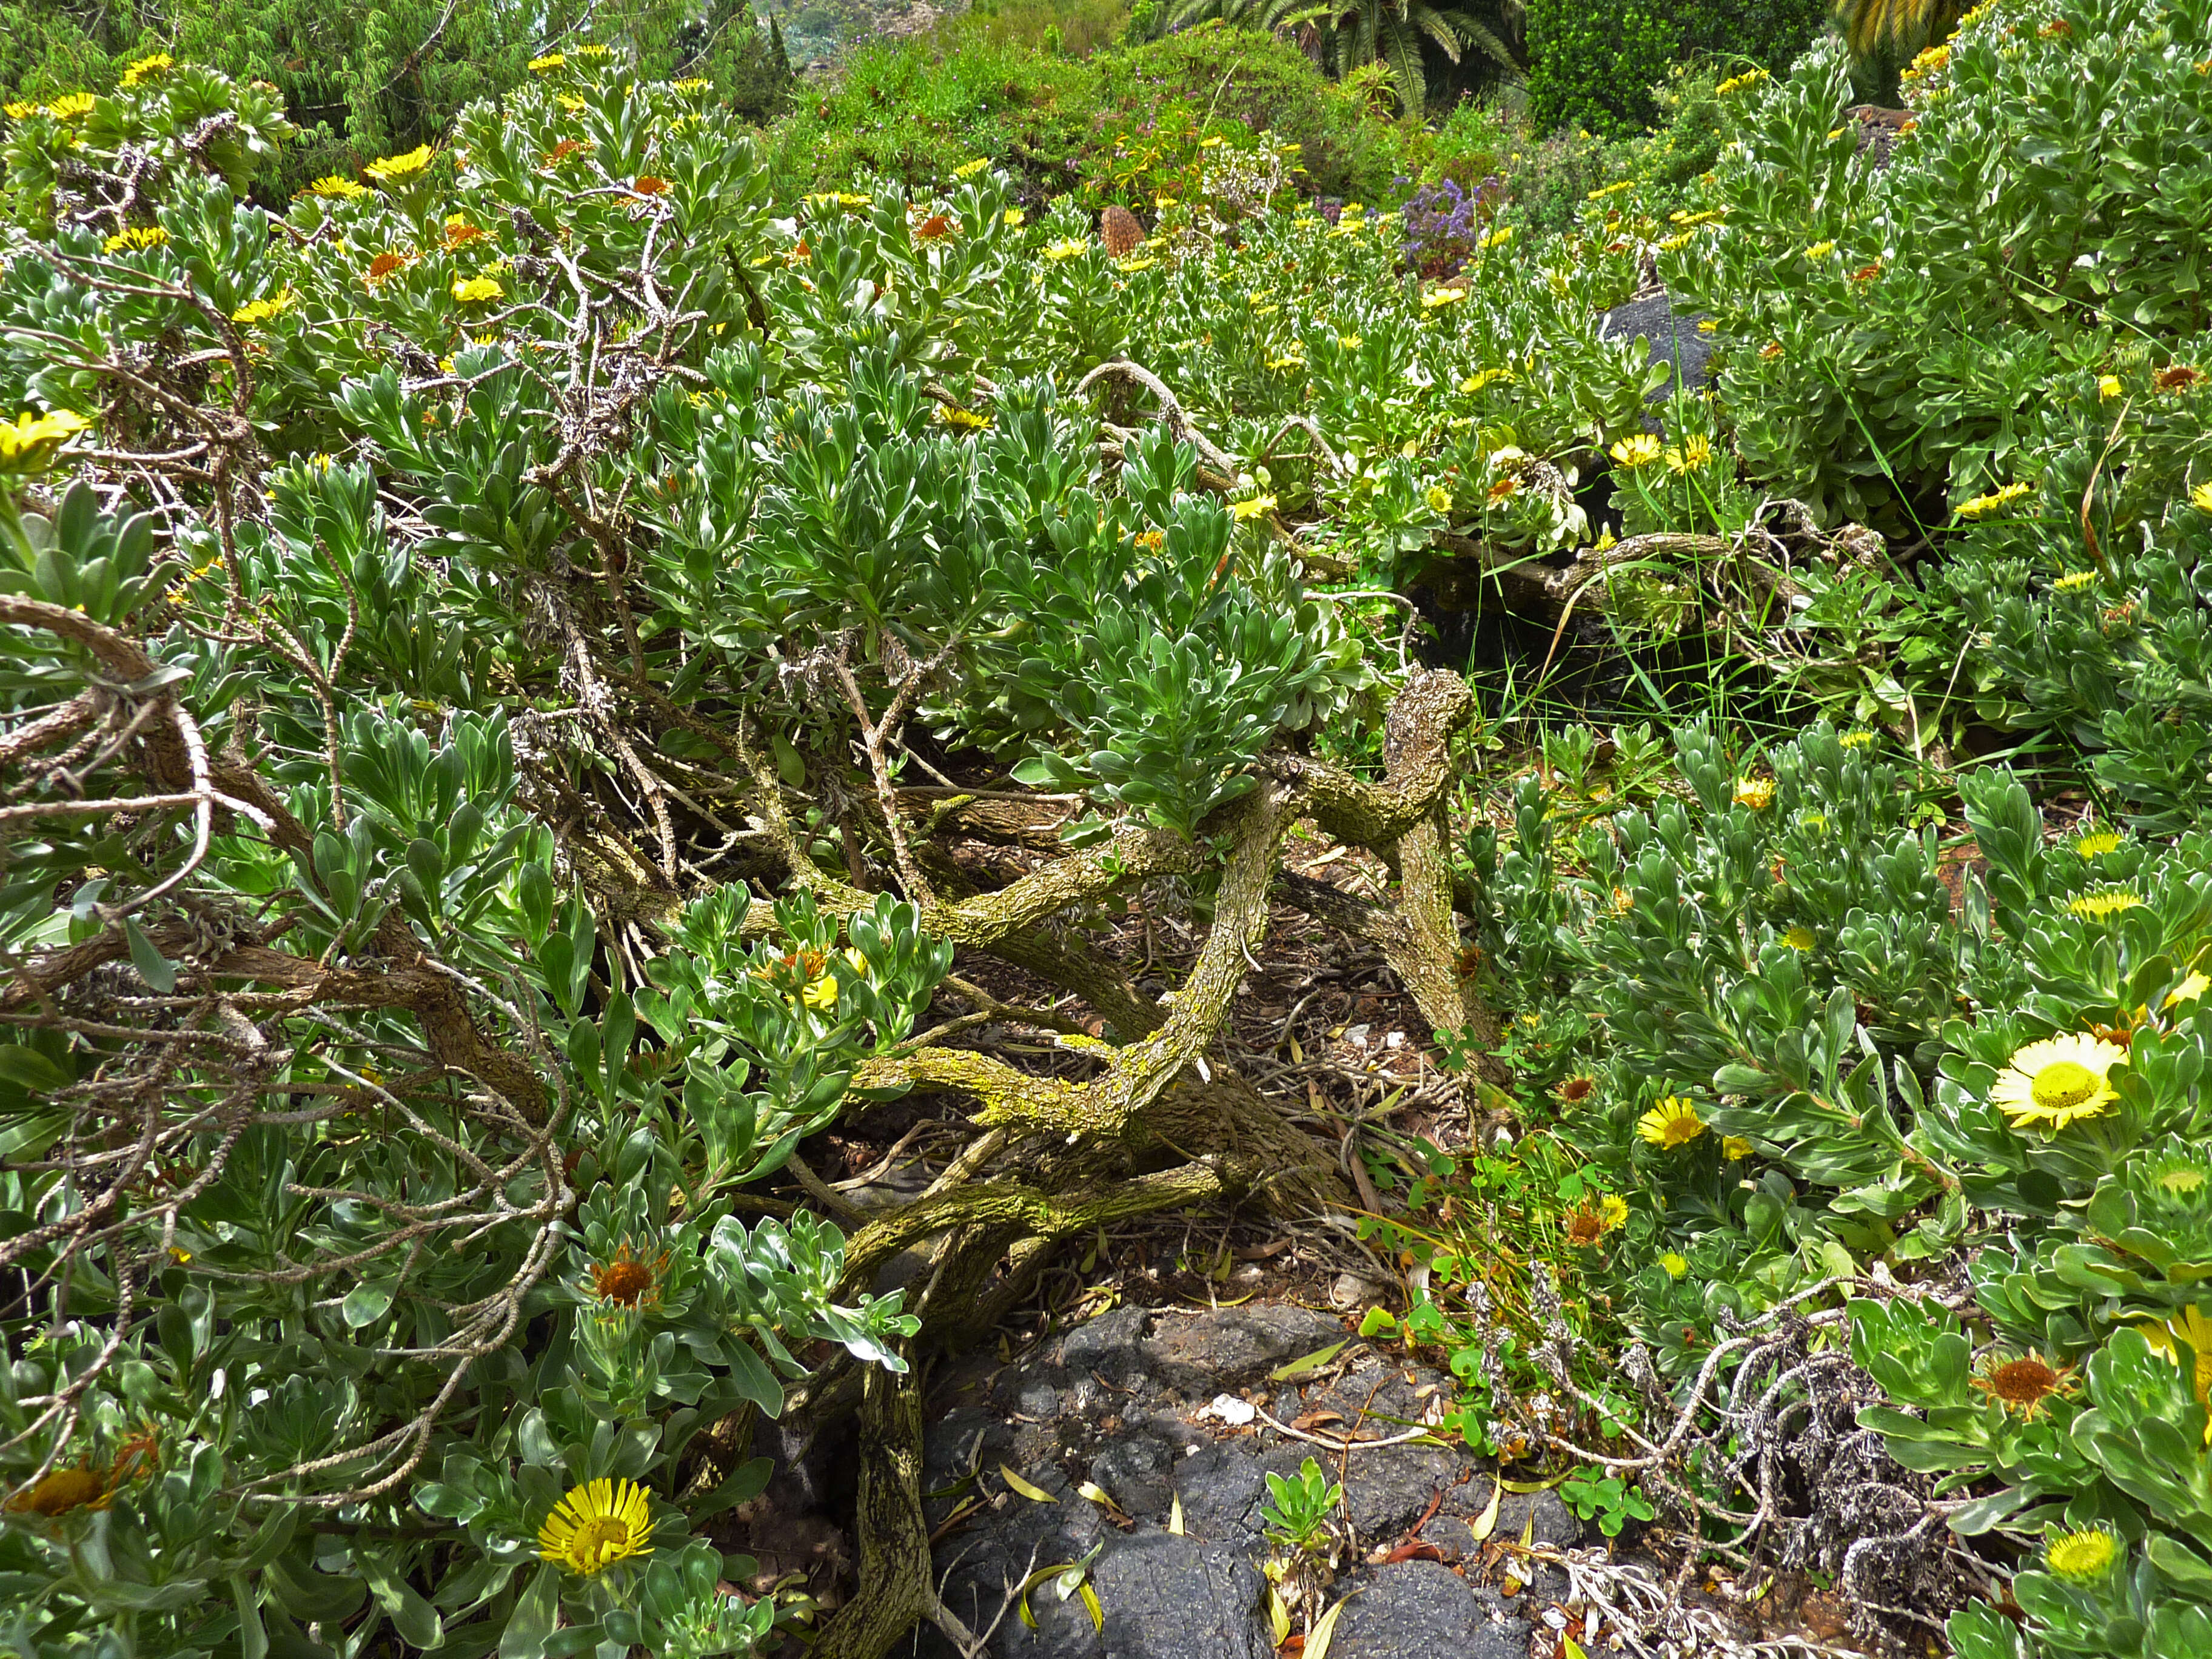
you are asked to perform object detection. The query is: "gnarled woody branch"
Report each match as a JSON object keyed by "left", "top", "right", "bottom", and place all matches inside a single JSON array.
[
  {"left": 772, "top": 669, "right": 1493, "bottom": 1178},
  {"left": 0, "top": 594, "right": 549, "bottom": 1121}
]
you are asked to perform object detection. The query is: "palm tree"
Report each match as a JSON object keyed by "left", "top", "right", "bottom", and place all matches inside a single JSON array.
[
  {"left": 1832, "top": 0, "right": 1969, "bottom": 60},
  {"left": 1165, "top": 0, "right": 1523, "bottom": 115}
]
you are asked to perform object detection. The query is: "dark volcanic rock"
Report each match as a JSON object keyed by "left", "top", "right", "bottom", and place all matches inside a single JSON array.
[
  {"left": 1326, "top": 1561, "right": 1532, "bottom": 1659},
  {"left": 918, "top": 1305, "right": 1579, "bottom": 1659},
  {"left": 1140, "top": 1304, "right": 1344, "bottom": 1396},
  {"left": 1601, "top": 290, "right": 1711, "bottom": 398}
]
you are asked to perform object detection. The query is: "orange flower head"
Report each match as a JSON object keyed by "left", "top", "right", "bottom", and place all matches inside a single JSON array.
[
  {"left": 587, "top": 1241, "right": 665, "bottom": 1308},
  {"left": 7, "top": 1466, "right": 107, "bottom": 1517},
  {"left": 1970, "top": 1353, "right": 2076, "bottom": 1418},
  {"left": 365, "top": 250, "right": 413, "bottom": 287},
  {"left": 633, "top": 175, "right": 669, "bottom": 196}
]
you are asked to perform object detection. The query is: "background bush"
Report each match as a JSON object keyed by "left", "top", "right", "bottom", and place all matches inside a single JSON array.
[
  {"left": 760, "top": 22, "right": 1409, "bottom": 204},
  {"left": 1523, "top": 0, "right": 1829, "bottom": 136},
  {"left": 0, "top": 0, "right": 794, "bottom": 195}
]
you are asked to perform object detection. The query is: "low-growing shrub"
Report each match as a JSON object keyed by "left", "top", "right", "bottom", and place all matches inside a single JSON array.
[{"left": 1522, "top": 0, "right": 1829, "bottom": 137}]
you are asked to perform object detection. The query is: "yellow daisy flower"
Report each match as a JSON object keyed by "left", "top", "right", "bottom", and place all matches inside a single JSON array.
[
  {"left": 1955, "top": 481, "right": 2033, "bottom": 519},
  {"left": 364, "top": 144, "right": 435, "bottom": 183},
  {"left": 1609, "top": 434, "right": 1662, "bottom": 470},
  {"left": 1664, "top": 434, "right": 1713, "bottom": 474},
  {"left": 1733, "top": 776, "right": 1775, "bottom": 809},
  {"left": 2045, "top": 1528, "right": 2119, "bottom": 1583},
  {"left": 2070, "top": 888, "right": 2143, "bottom": 920},
  {"left": 231, "top": 289, "right": 295, "bottom": 326},
  {"left": 1658, "top": 1252, "right": 1688, "bottom": 1278},
  {"left": 1990, "top": 1033, "right": 2125, "bottom": 1131},
  {"left": 2098, "top": 374, "right": 2122, "bottom": 400},
  {"left": 538, "top": 1478, "right": 654, "bottom": 1574},
  {"left": 1229, "top": 495, "right": 1276, "bottom": 523},
  {"left": 452, "top": 275, "right": 504, "bottom": 303},
  {"left": 119, "top": 52, "right": 173, "bottom": 87},
  {"left": 1721, "top": 1136, "right": 1752, "bottom": 1161},
  {"left": 2074, "top": 829, "right": 2123, "bottom": 857},
  {"left": 1637, "top": 1096, "right": 1706, "bottom": 1149},
  {"left": 0, "top": 407, "right": 91, "bottom": 468}
]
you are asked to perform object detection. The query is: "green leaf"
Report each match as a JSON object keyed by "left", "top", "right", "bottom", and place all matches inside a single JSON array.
[
  {"left": 0, "top": 1047, "right": 69, "bottom": 1093},
  {"left": 231, "top": 1577, "right": 268, "bottom": 1659},
  {"left": 725, "top": 1338, "right": 784, "bottom": 1417},
  {"left": 342, "top": 1278, "right": 396, "bottom": 1329},
  {"left": 1269, "top": 1339, "right": 1347, "bottom": 1380},
  {"left": 124, "top": 917, "right": 176, "bottom": 993},
  {"left": 498, "top": 1564, "right": 560, "bottom": 1659}
]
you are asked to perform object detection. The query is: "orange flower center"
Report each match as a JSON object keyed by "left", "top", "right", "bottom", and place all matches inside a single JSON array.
[
  {"left": 10, "top": 1467, "right": 106, "bottom": 1517},
  {"left": 1988, "top": 1357, "right": 2059, "bottom": 1405},
  {"left": 593, "top": 1259, "right": 654, "bottom": 1305}
]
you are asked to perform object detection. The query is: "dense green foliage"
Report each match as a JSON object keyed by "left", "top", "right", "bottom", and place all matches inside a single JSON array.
[
  {"left": 7, "top": 0, "right": 2212, "bottom": 1654},
  {"left": 1523, "top": 0, "right": 1830, "bottom": 135},
  {"left": 1384, "top": 3, "right": 2212, "bottom": 1652},
  {"left": 760, "top": 22, "right": 1413, "bottom": 205},
  {"left": 0, "top": 0, "right": 794, "bottom": 195},
  {"left": 1152, "top": 0, "right": 1524, "bottom": 115}
]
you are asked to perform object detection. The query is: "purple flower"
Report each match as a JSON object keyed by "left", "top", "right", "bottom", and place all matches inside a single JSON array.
[{"left": 1401, "top": 180, "right": 1478, "bottom": 276}]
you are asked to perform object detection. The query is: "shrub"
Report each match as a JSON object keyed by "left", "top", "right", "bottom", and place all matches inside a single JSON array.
[
  {"left": 0, "top": 0, "right": 794, "bottom": 197},
  {"left": 760, "top": 30, "right": 1097, "bottom": 196},
  {"left": 1522, "top": 0, "right": 1829, "bottom": 137},
  {"left": 760, "top": 22, "right": 1412, "bottom": 209},
  {"left": 0, "top": 47, "right": 1671, "bottom": 1654}
]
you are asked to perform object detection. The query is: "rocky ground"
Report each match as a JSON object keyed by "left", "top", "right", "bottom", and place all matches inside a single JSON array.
[{"left": 908, "top": 1302, "right": 1584, "bottom": 1659}]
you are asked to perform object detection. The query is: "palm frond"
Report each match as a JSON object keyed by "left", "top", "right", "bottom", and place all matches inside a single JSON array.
[
  {"left": 1408, "top": 4, "right": 1467, "bottom": 65},
  {"left": 1445, "top": 14, "right": 1523, "bottom": 71},
  {"left": 1383, "top": 22, "right": 1427, "bottom": 112},
  {"left": 1834, "top": 0, "right": 1965, "bottom": 58}
]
